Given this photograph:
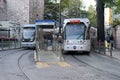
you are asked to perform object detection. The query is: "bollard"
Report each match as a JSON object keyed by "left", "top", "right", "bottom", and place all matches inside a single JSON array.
[
  {"left": 110, "top": 43, "right": 112, "bottom": 57},
  {"left": 103, "top": 46, "right": 106, "bottom": 54},
  {"left": 59, "top": 43, "right": 64, "bottom": 61},
  {"left": 14, "top": 39, "right": 16, "bottom": 48},
  {"left": 98, "top": 41, "right": 101, "bottom": 54},
  {"left": 9, "top": 38, "right": 11, "bottom": 49},
  {"left": 1, "top": 39, "right": 3, "bottom": 50}
]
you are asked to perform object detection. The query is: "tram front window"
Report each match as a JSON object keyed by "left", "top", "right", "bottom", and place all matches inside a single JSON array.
[
  {"left": 65, "top": 23, "right": 85, "bottom": 40},
  {"left": 22, "top": 27, "right": 35, "bottom": 42}
]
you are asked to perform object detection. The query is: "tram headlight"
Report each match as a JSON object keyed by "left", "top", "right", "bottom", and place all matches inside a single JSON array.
[
  {"left": 30, "top": 38, "right": 34, "bottom": 41},
  {"left": 30, "top": 39, "right": 33, "bottom": 41}
]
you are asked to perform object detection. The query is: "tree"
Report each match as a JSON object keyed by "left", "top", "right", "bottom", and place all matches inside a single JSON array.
[
  {"left": 44, "top": 0, "right": 85, "bottom": 20},
  {"left": 96, "top": 0, "right": 105, "bottom": 42},
  {"left": 104, "top": 0, "right": 115, "bottom": 8},
  {"left": 114, "top": 0, "right": 120, "bottom": 14},
  {"left": 108, "top": 0, "right": 120, "bottom": 28},
  {"left": 96, "top": 0, "right": 115, "bottom": 42},
  {"left": 87, "top": 5, "right": 97, "bottom": 27},
  {"left": 44, "top": 0, "right": 59, "bottom": 21},
  {"left": 62, "top": 0, "right": 83, "bottom": 18},
  {"left": 112, "top": 18, "right": 120, "bottom": 28}
]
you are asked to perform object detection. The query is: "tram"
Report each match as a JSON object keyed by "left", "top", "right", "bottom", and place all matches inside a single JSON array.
[
  {"left": 62, "top": 18, "right": 91, "bottom": 54},
  {"left": 21, "top": 24, "right": 36, "bottom": 48}
]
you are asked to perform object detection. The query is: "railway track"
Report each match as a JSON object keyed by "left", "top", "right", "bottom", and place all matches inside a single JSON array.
[
  {"left": 17, "top": 50, "right": 31, "bottom": 80},
  {"left": 0, "top": 49, "right": 24, "bottom": 58},
  {"left": 71, "top": 54, "right": 120, "bottom": 79},
  {"left": 0, "top": 49, "right": 32, "bottom": 80}
]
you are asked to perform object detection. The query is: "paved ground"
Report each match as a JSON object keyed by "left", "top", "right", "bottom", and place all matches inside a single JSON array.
[
  {"left": 105, "top": 49, "right": 120, "bottom": 60},
  {"left": 1, "top": 49, "right": 120, "bottom": 80},
  {"left": 0, "top": 50, "right": 120, "bottom": 80}
]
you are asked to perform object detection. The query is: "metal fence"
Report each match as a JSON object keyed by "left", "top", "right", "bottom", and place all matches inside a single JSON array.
[
  {"left": 92, "top": 39, "right": 113, "bottom": 57},
  {"left": 0, "top": 22, "right": 21, "bottom": 50},
  {"left": 0, "top": 38, "right": 21, "bottom": 50}
]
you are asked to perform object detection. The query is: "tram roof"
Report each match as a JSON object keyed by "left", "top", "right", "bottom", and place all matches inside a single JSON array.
[
  {"left": 64, "top": 18, "right": 90, "bottom": 26},
  {"left": 23, "top": 24, "right": 36, "bottom": 27},
  {"left": 35, "top": 20, "right": 56, "bottom": 25}
]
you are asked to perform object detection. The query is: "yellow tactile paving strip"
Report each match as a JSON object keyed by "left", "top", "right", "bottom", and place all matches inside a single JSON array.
[
  {"left": 36, "top": 61, "right": 71, "bottom": 68},
  {"left": 57, "top": 62, "right": 71, "bottom": 67},
  {"left": 36, "top": 62, "right": 49, "bottom": 68}
]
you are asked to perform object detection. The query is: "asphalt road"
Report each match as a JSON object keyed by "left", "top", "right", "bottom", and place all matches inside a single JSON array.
[{"left": 0, "top": 49, "right": 120, "bottom": 80}]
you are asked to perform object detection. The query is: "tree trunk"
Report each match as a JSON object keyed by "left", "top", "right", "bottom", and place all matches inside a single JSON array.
[{"left": 96, "top": 0, "right": 105, "bottom": 42}]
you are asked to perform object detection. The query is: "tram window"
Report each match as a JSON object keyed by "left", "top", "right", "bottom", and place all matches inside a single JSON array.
[
  {"left": 65, "top": 23, "right": 85, "bottom": 40},
  {"left": 23, "top": 27, "right": 35, "bottom": 29},
  {"left": 38, "top": 25, "right": 54, "bottom": 29}
]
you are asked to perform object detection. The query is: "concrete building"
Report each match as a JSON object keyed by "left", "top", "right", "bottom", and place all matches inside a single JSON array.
[
  {"left": 105, "top": 8, "right": 112, "bottom": 29},
  {"left": 0, "top": 0, "right": 44, "bottom": 26}
]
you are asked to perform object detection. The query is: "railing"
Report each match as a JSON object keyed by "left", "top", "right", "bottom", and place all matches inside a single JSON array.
[
  {"left": 0, "top": 38, "right": 21, "bottom": 50},
  {"left": 92, "top": 40, "right": 113, "bottom": 57},
  {"left": 52, "top": 39, "right": 63, "bottom": 61}
]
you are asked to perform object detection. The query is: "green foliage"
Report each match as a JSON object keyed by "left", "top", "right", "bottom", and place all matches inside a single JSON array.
[
  {"left": 114, "top": 0, "right": 120, "bottom": 14},
  {"left": 103, "top": 0, "right": 120, "bottom": 14},
  {"left": 12, "top": 35, "right": 16, "bottom": 39},
  {"left": 103, "top": 0, "right": 115, "bottom": 8},
  {"left": 44, "top": 0, "right": 59, "bottom": 21},
  {"left": 87, "top": 5, "right": 97, "bottom": 27},
  {"left": 44, "top": 0, "right": 90, "bottom": 20},
  {"left": 103, "top": 0, "right": 120, "bottom": 26},
  {"left": 62, "top": 0, "right": 83, "bottom": 18},
  {"left": 112, "top": 18, "right": 120, "bottom": 28},
  {"left": 61, "top": 0, "right": 69, "bottom": 10}
]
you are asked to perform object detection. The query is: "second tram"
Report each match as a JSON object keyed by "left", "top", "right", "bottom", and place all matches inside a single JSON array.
[
  {"left": 21, "top": 24, "right": 36, "bottom": 48},
  {"left": 62, "top": 18, "right": 91, "bottom": 54}
]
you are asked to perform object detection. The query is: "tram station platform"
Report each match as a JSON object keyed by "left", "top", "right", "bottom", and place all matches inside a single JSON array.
[
  {"left": 35, "top": 50, "right": 60, "bottom": 62},
  {"left": 34, "top": 45, "right": 64, "bottom": 62}
]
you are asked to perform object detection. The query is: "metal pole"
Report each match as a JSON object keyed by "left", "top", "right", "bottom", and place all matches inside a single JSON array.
[
  {"left": 9, "top": 27, "right": 10, "bottom": 49},
  {"left": 59, "top": 0, "right": 61, "bottom": 35},
  {"left": 1, "top": 38, "right": 3, "bottom": 50}
]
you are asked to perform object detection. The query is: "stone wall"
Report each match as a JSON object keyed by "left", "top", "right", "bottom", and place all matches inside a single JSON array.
[
  {"left": 6, "top": 0, "right": 30, "bottom": 26},
  {"left": 29, "top": 0, "right": 44, "bottom": 24},
  {"left": 0, "top": 0, "right": 7, "bottom": 21},
  {"left": 0, "top": 0, "right": 44, "bottom": 26}
]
